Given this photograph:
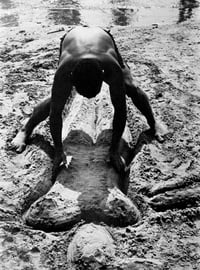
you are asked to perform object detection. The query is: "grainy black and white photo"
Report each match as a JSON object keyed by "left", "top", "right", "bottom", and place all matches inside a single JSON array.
[{"left": 0, "top": 0, "right": 200, "bottom": 269}]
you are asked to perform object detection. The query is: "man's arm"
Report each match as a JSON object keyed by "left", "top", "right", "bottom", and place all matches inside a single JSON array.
[
  {"left": 109, "top": 70, "right": 127, "bottom": 173},
  {"left": 50, "top": 66, "right": 72, "bottom": 181}
]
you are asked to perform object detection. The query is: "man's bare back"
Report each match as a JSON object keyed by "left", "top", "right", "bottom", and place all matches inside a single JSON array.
[
  {"left": 12, "top": 26, "right": 163, "bottom": 181},
  {"left": 59, "top": 27, "right": 124, "bottom": 86},
  {"left": 60, "top": 27, "right": 116, "bottom": 60}
]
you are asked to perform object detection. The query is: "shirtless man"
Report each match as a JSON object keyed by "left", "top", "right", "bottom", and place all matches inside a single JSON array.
[{"left": 12, "top": 26, "right": 163, "bottom": 180}]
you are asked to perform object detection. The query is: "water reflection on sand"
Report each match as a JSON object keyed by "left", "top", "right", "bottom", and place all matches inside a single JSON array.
[{"left": 0, "top": 0, "right": 199, "bottom": 29}]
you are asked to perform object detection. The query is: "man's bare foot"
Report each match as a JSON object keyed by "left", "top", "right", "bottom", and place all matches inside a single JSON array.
[
  {"left": 146, "top": 121, "right": 167, "bottom": 143},
  {"left": 154, "top": 121, "right": 167, "bottom": 143},
  {"left": 11, "top": 131, "right": 27, "bottom": 153}
]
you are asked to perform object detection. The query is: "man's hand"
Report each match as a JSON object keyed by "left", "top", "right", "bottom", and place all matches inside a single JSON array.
[
  {"left": 52, "top": 148, "right": 67, "bottom": 182},
  {"left": 110, "top": 150, "right": 125, "bottom": 173}
]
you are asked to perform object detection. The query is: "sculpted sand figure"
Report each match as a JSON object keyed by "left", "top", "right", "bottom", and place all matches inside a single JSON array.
[{"left": 12, "top": 26, "right": 163, "bottom": 181}]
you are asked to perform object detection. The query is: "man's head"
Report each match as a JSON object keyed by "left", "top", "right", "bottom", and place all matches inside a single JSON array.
[{"left": 71, "top": 59, "right": 103, "bottom": 98}]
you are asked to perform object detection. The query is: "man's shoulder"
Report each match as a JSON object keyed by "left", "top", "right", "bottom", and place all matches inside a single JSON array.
[{"left": 63, "top": 26, "right": 113, "bottom": 45}]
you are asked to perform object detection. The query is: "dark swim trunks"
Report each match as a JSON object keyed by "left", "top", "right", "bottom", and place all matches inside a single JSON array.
[{"left": 58, "top": 26, "right": 125, "bottom": 68}]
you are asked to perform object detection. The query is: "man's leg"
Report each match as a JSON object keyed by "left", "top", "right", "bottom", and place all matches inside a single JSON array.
[
  {"left": 12, "top": 97, "right": 51, "bottom": 152},
  {"left": 126, "top": 84, "right": 156, "bottom": 129},
  {"left": 123, "top": 65, "right": 163, "bottom": 142}
]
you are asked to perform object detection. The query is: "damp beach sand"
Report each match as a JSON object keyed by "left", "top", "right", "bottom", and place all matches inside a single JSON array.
[{"left": 0, "top": 0, "right": 200, "bottom": 269}]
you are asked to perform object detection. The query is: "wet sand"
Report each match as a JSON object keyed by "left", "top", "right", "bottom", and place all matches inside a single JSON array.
[
  {"left": 0, "top": 1, "right": 200, "bottom": 269},
  {"left": 1, "top": 0, "right": 200, "bottom": 29}
]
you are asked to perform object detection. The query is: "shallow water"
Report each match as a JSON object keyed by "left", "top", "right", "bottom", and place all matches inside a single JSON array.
[{"left": 0, "top": 0, "right": 199, "bottom": 30}]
